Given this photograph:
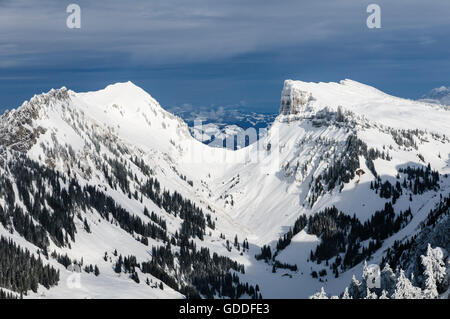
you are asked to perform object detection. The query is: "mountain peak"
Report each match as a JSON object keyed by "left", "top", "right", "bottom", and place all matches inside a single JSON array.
[
  {"left": 82, "top": 81, "right": 149, "bottom": 99},
  {"left": 278, "top": 79, "right": 383, "bottom": 117},
  {"left": 75, "top": 81, "right": 164, "bottom": 115},
  {"left": 277, "top": 79, "right": 450, "bottom": 135},
  {"left": 104, "top": 80, "right": 141, "bottom": 91}
]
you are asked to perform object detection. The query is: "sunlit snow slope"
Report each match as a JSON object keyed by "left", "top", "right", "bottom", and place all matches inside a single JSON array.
[{"left": 0, "top": 79, "right": 449, "bottom": 298}]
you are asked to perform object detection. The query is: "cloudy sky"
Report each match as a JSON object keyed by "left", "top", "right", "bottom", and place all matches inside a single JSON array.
[{"left": 0, "top": 0, "right": 449, "bottom": 113}]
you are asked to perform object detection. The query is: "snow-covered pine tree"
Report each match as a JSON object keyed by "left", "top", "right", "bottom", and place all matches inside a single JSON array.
[
  {"left": 341, "top": 287, "right": 352, "bottom": 299},
  {"left": 392, "top": 270, "right": 423, "bottom": 299},
  {"left": 364, "top": 287, "right": 378, "bottom": 299},
  {"left": 348, "top": 275, "right": 364, "bottom": 299},
  {"left": 379, "top": 290, "right": 389, "bottom": 299},
  {"left": 310, "top": 287, "right": 328, "bottom": 299},
  {"left": 380, "top": 263, "right": 397, "bottom": 296},
  {"left": 421, "top": 244, "right": 447, "bottom": 298}
]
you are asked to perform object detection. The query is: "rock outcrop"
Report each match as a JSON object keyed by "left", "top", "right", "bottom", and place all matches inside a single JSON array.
[{"left": 279, "top": 80, "right": 313, "bottom": 115}]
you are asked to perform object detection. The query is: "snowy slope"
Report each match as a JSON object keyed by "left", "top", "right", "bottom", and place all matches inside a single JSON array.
[
  {"left": 279, "top": 79, "right": 450, "bottom": 134},
  {"left": 0, "top": 79, "right": 449, "bottom": 299},
  {"left": 208, "top": 80, "right": 450, "bottom": 242}
]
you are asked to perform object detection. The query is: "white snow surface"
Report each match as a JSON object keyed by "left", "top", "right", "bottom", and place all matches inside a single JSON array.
[{"left": 1, "top": 79, "right": 449, "bottom": 298}]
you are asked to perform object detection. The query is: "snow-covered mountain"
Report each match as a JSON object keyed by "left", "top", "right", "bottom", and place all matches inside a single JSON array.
[
  {"left": 0, "top": 79, "right": 449, "bottom": 299},
  {"left": 420, "top": 86, "right": 450, "bottom": 106}
]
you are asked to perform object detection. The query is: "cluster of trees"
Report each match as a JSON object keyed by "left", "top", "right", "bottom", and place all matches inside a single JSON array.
[
  {"left": 0, "top": 289, "right": 19, "bottom": 299},
  {"left": 260, "top": 203, "right": 414, "bottom": 277},
  {"left": 307, "top": 135, "right": 382, "bottom": 206},
  {"left": 321, "top": 135, "right": 369, "bottom": 191},
  {"left": 50, "top": 249, "right": 99, "bottom": 275},
  {"left": 381, "top": 238, "right": 416, "bottom": 272},
  {"left": 312, "top": 243, "right": 448, "bottom": 299},
  {"left": 0, "top": 156, "right": 77, "bottom": 248},
  {"left": 178, "top": 244, "right": 255, "bottom": 299},
  {"left": 130, "top": 155, "right": 153, "bottom": 176},
  {"left": 424, "top": 194, "right": 449, "bottom": 227},
  {"left": 106, "top": 157, "right": 130, "bottom": 193},
  {"left": 371, "top": 164, "right": 440, "bottom": 202},
  {"left": 50, "top": 251, "right": 75, "bottom": 268},
  {"left": 298, "top": 164, "right": 444, "bottom": 278},
  {"left": 141, "top": 244, "right": 178, "bottom": 289},
  {"left": 112, "top": 239, "right": 261, "bottom": 299},
  {"left": 0, "top": 204, "right": 49, "bottom": 249},
  {"left": 275, "top": 214, "right": 307, "bottom": 252},
  {"left": 312, "top": 193, "right": 449, "bottom": 284},
  {"left": 0, "top": 236, "right": 59, "bottom": 294},
  {"left": 114, "top": 254, "right": 138, "bottom": 274},
  {"left": 256, "top": 213, "right": 305, "bottom": 272},
  {"left": 0, "top": 154, "right": 189, "bottom": 285},
  {"left": 141, "top": 178, "right": 208, "bottom": 240},
  {"left": 255, "top": 245, "right": 272, "bottom": 262},
  {"left": 382, "top": 194, "right": 449, "bottom": 272},
  {"left": 206, "top": 214, "right": 216, "bottom": 230},
  {"left": 363, "top": 204, "right": 412, "bottom": 242},
  {"left": 1, "top": 154, "right": 173, "bottom": 251},
  {"left": 371, "top": 178, "right": 403, "bottom": 203},
  {"left": 273, "top": 261, "right": 298, "bottom": 272},
  {"left": 84, "top": 264, "right": 100, "bottom": 276},
  {"left": 84, "top": 185, "right": 169, "bottom": 242},
  {"left": 0, "top": 141, "right": 260, "bottom": 299},
  {"left": 102, "top": 153, "right": 208, "bottom": 242},
  {"left": 390, "top": 129, "right": 419, "bottom": 150},
  {"left": 308, "top": 204, "right": 412, "bottom": 274},
  {"left": 173, "top": 239, "right": 260, "bottom": 298},
  {"left": 143, "top": 207, "right": 167, "bottom": 230},
  {"left": 398, "top": 164, "right": 440, "bottom": 194},
  {"left": 307, "top": 206, "right": 360, "bottom": 266},
  {"left": 114, "top": 254, "right": 140, "bottom": 282}
]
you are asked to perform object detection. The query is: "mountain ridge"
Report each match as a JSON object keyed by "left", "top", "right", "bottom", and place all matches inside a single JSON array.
[{"left": 0, "top": 79, "right": 449, "bottom": 299}]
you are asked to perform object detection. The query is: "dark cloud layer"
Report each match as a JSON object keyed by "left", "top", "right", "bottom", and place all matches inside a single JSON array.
[{"left": 0, "top": 0, "right": 449, "bottom": 112}]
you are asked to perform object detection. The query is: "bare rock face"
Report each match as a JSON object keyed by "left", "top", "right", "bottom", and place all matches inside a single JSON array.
[
  {"left": 0, "top": 87, "right": 69, "bottom": 152},
  {"left": 279, "top": 80, "right": 313, "bottom": 116}
]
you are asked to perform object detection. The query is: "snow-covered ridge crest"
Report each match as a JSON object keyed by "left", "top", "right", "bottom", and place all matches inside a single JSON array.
[
  {"left": 277, "top": 79, "right": 450, "bottom": 136},
  {"left": 0, "top": 87, "right": 72, "bottom": 152},
  {"left": 0, "top": 79, "right": 449, "bottom": 299},
  {"left": 1, "top": 86, "right": 70, "bottom": 120},
  {"left": 0, "top": 81, "right": 198, "bottom": 155},
  {"left": 27, "top": 86, "right": 70, "bottom": 106}
]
